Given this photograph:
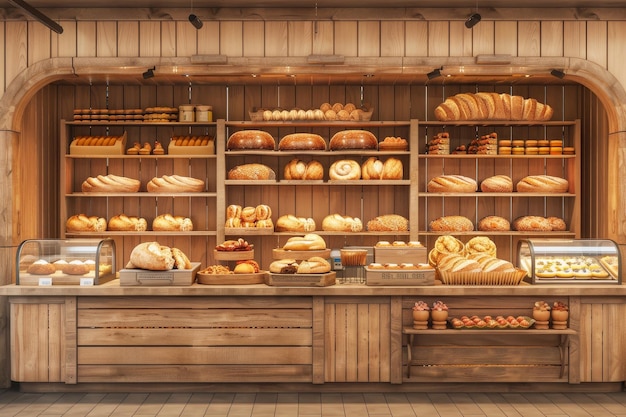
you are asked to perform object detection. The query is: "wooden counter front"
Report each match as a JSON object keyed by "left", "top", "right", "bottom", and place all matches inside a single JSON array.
[{"left": 2, "top": 283, "right": 626, "bottom": 392}]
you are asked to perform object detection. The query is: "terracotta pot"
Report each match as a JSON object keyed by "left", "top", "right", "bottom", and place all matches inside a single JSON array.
[
  {"left": 431, "top": 310, "right": 448, "bottom": 322},
  {"left": 551, "top": 310, "right": 569, "bottom": 322},
  {"left": 412, "top": 310, "right": 430, "bottom": 321},
  {"left": 532, "top": 310, "right": 551, "bottom": 321}
]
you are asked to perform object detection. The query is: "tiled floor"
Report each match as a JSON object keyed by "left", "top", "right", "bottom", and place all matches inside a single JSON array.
[{"left": 1, "top": 390, "right": 626, "bottom": 417}]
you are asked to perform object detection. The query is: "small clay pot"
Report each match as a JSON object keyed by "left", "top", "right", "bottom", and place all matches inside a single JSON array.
[
  {"left": 533, "top": 310, "right": 551, "bottom": 322},
  {"left": 412, "top": 310, "right": 430, "bottom": 321},
  {"left": 431, "top": 310, "right": 449, "bottom": 322}
]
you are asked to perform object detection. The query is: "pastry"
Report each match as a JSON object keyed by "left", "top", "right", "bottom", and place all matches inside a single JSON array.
[
  {"left": 108, "top": 214, "right": 148, "bottom": 231},
  {"left": 228, "top": 164, "right": 276, "bottom": 180},
  {"left": 66, "top": 214, "right": 107, "bottom": 232},
  {"left": 477, "top": 216, "right": 511, "bottom": 231},
  {"left": 282, "top": 233, "right": 327, "bottom": 251},
  {"left": 275, "top": 214, "right": 316, "bottom": 232},
  {"left": 329, "top": 130, "right": 377, "bottom": 150},
  {"left": 255, "top": 204, "right": 272, "bottom": 221},
  {"left": 465, "top": 236, "right": 497, "bottom": 257},
  {"left": 27, "top": 260, "right": 56, "bottom": 275},
  {"left": 278, "top": 133, "right": 326, "bottom": 150},
  {"left": 241, "top": 206, "right": 257, "bottom": 222},
  {"left": 366, "top": 214, "right": 409, "bottom": 231},
  {"left": 283, "top": 159, "right": 324, "bottom": 180},
  {"left": 81, "top": 174, "right": 140, "bottom": 193},
  {"left": 227, "top": 130, "right": 275, "bottom": 150},
  {"left": 480, "top": 175, "right": 513, "bottom": 192},
  {"left": 226, "top": 204, "right": 242, "bottom": 219},
  {"left": 329, "top": 159, "right": 361, "bottom": 180},
  {"left": 427, "top": 175, "right": 477, "bottom": 193},
  {"left": 269, "top": 259, "right": 299, "bottom": 274},
  {"left": 321, "top": 214, "right": 363, "bottom": 232},
  {"left": 516, "top": 175, "right": 569, "bottom": 193},
  {"left": 152, "top": 214, "right": 194, "bottom": 231},
  {"left": 146, "top": 175, "right": 205, "bottom": 192},
  {"left": 429, "top": 216, "right": 474, "bottom": 232}
]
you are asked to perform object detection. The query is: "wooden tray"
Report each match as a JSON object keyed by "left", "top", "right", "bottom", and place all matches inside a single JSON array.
[
  {"left": 272, "top": 248, "right": 331, "bottom": 260},
  {"left": 265, "top": 271, "right": 336, "bottom": 287},
  {"left": 197, "top": 271, "right": 267, "bottom": 285},
  {"left": 213, "top": 249, "right": 255, "bottom": 261},
  {"left": 119, "top": 262, "right": 201, "bottom": 286}
]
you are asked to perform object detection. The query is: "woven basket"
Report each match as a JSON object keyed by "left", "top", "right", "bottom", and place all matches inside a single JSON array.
[{"left": 439, "top": 268, "right": 527, "bottom": 285}]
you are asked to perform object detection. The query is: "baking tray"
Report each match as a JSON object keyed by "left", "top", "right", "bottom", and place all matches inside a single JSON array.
[{"left": 197, "top": 271, "right": 267, "bottom": 285}]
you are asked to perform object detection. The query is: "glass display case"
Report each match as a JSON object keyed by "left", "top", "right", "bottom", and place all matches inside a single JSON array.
[
  {"left": 16, "top": 238, "right": 116, "bottom": 285},
  {"left": 517, "top": 239, "right": 621, "bottom": 284}
]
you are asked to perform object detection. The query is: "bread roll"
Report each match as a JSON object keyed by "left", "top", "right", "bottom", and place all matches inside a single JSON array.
[
  {"left": 429, "top": 216, "right": 474, "bottom": 232},
  {"left": 516, "top": 175, "right": 569, "bottom": 193},
  {"left": 171, "top": 247, "right": 192, "bottom": 270},
  {"left": 108, "top": 214, "right": 148, "bottom": 231},
  {"left": 226, "top": 204, "right": 242, "bottom": 219},
  {"left": 255, "top": 204, "right": 272, "bottom": 220},
  {"left": 283, "top": 159, "right": 324, "bottom": 180},
  {"left": 547, "top": 216, "right": 567, "bottom": 231},
  {"left": 62, "top": 260, "right": 90, "bottom": 275},
  {"left": 480, "top": 175, "right": 513, "bottom": 192},
  {"left": 278, "top": 133, "right": 326, "bottom": 150},
  {"left": 465, "top": 236, "right": 497, "bottom": 257},
  {"left": 66, "top": 214, "right": 107, "bottom": 232},
  {"left": 227, "top": 130, "right": 275, "bottom": 150},
  {"left": 152, "top": 214, "right": 194, "bottom": 231},
  {"left": 366, "top": 214, "right": 409, "bottom": 232},
  {"left": 512, "top": 216, "right": 552, "bottom": 231},
  {"left": 437, "top": 253, "right": 482, "bottom": 273},
  {"left": 361, "top": 157, "right": 403, "bottom": 180},
  {"left": 477, "top": 216, "right": 511, "bottom": 231},
  {"left": 297, "top": 256, "right": 331, "bottom": 274},
  {"left": 329, "top": 160, "right": 361, "bottom": 180},
  {"left": 275, "top": 214, "right": 316, "bottom": 232},
  {"left": 322, "top": 214, "right": 363, "bottom": 232},
  {"left": 427, "top": 175, "right": 477, "bottom": 193},
  {"left": 269, "top": 259, "right": 299, "bottom": 274},
  {"left": 126, "top": 241, "right": 175, "bottom": 271},
  {"left": 27, "top": 260, "right": 56, "bottom": 275},
  {"left": 81, "top": 174, "right": 140, "bottom": 193},
  {"left": 329, "top": 130, "right": 377, "bottom": 150},
  {"left": 283, "top": 233, "right": 327, "bottom": 250},
  {"left": 228, "top": 164, "right": 276, "bottom": 180},
  {"left": 146, "top": 175, "right": 205, "bottom": 192}
]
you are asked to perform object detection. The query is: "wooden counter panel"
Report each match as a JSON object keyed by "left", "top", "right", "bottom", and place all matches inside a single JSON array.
[
  {"left": 404, "top": 366, "right": 566, "bottom": 383},
  {"left": 77, "top": 295, "right": 312, "bottom": 308}
]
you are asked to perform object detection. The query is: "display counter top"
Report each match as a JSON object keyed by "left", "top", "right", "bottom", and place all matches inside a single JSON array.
[{"left": 1, "top": 280, "right": 625, "bottom": 297}]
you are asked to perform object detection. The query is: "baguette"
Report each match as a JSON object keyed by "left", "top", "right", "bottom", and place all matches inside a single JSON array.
[
  {"left": 427, "top": 175, "right": 477, "bottom": 193},
  {"left": 147, "top": 175, "right": 205, "bottom": 192},
  {"left": 82, "top": 174, "right": 140, "bottom": 192}
]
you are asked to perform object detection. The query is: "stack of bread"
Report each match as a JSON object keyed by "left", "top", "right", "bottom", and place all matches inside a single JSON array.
[
  {"left": 322, "top": 214, "right": 363, "bottom": 232},
  {"left": 275, "top": 214, "right": 315, "bottom": 232},
  {"left": 434, "top": 92, "right": 554, "bottom": 121},
  {"left": 427, "top": 132, "right": 450, "bottom": 155},
  {"left": 228, "top": 163, "right": 276, "bottom": 180},
  {"left": 125, "top": 241, "right": 192, "bottom": 271},
  {"left": 467, "top": 132, "right": 498, "bottom": 155},
  {"left": 283, "top": 159, "right": 324, "bottom": 180},
  {"left": 360, "top": 157, "right": 403, "bottom": 180},
  {"left": 225, "top": 204, "right": 274, "bottom": 229}
]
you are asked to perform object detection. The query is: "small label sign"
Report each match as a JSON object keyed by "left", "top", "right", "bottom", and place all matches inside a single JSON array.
[
  {"left": 80, "top": 277, "right": 94, "bottom": 286},
  {"left": 38, "top": 277, "right": 53, "bottom": 286}
]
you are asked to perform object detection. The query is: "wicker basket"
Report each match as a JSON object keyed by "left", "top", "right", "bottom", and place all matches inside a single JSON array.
[{"left": 439, "top": 268, "right": 527, "bottom": 285}]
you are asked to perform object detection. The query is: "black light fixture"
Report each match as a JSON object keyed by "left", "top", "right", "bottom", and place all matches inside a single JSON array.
[
  {"left": 189, "top": 14, "right": 203, "bottom": 30},
  {"left": 142, "top": 66, "right": 155, "bottom": 79},
  {"left": 427, "top": 68, "right": 442, "bottom": 80},
  {"left": 465, "top": 13, "right": 482, "bottom": 29},
  {"left": 550, "top": 69, "right": 566, "bottom": 79},
  {"left": 8, "top": 0, "right": 64, "bottom": 34}
]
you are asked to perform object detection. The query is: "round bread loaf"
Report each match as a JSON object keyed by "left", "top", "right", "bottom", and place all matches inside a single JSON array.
[
  {"left": 427, "top": 175, "right": 477, "bottom": 193},
  {"left": 512, "top": 216, "right": 552, "bottom": 231},
  {"left": 329, "top": 130, "right": 377, "bottom": 150},
  {"left": 477, "top": 215, "right": 511, "bottom": 231},
  {"left": 429, "top": 215, "right": 474, "bottom": 232},
  {"left": 126, "top": 241, "right": 175, "bottom": 271},
  {"left": 480, "top": 175, "right": 513, "bottom": 192},
  {"left": 516, "top": 175, "right": 569, "bottom": 193},
  {"left": 228, "top": 163, "right": 276, "bottom": 180},
  {"left": 465, "top": 236, "right": 497, "bottom": 257},
  {"left": 227, "top": 130, "right": 275, "bottom": 150},
  {"left": 366, "top": 214, "right": 409, "bottom": 232},
  {"left": 278, "top": 133, "right": 326, "bottom": 150},
  {"left": 27, "top": 260, "right": 57, "bottom": 275},
  {"left": 322, "top": 214, "right": 363, "bottom": 232}
]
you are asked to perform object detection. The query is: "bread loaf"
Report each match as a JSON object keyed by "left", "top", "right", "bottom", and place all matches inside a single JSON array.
[
  {"left": 275, "top": 214, "right": 316, "bottom": 232},
  {"left": 108, "top": 214, "right": 148, "bottom": 231},
  {"left": 126, "top": 242, "right": 175, "bottom": 271},
  {"left": 81, "top": 174, "right": 140, "bottom": 193},
  {"left": 278, "top": 133, "right": 326, "bottom": 150},
  {"left": 427, "top": 175, "right": 477, "bottom": 193},
  {"left": 228, "top": 164, "right": 276, "bottom": 180},
  {"left": 297, "top": 256, "right": 331, "bottom": 274},
  {"left": 227, "top": 130, "right": 275, "bottom": 150},
  {"left": 429, "top": 216, "right": 474, "bottom": 232},
  {"left": 480, "top": 175, "right": 513, "bottom": 192},
  {"left": 283, "top": 159, "right": 324, "bottom": 180},
  {"left": 547, "top": 216, "right": 567, "bottom": 231},
  {"left": 152, "top": 214, "right": 194, "bottom": 231},
  {"left": 477, "top": 216, "right": 511, "bottom": 231},
  {"left": 329, "top": 159, "right": 361, "bottom": 180},
  {"left": 434, "top": 92, "right": 553, "bottom": 122},
  {"left": 269, "top": 259, "right": 299, "bottom": 274},
  {"left": 366, "top": 214, "right": 409, "bottom": 232},
  {"left": 329, "top": 130, "right": 377, "bottom": 150},
  {"left": 516, "top": 175, "right": 569, "bottom": 193},
  {"left": 465, "top": 236, "right": 497, "bottom": 257},
  {"left": 361, "top": 157, "right": 403, "bottom": 180},
  {"left": 322, "top": 214, "right": 363, "bottom": 232},
  {"left": 282, "top": 233, "right": 327, "bottom": 250},
  {"left": 512, "top": 216, "right": 552, "bottom": 231},
  {"left": 146, "top": 175, "right": 205, "bottom": 192},
  {"left": 27, "top": 260, "right": 57, "bottom": 275},
  {"left": 66, "top": 214, "right": 107, "bottom": 232},
  {"left": 437, "top": 253, "right": 482, "bottom": 273}
]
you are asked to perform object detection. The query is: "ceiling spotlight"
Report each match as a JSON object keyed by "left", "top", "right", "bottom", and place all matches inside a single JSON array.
[
  {"left": 8, "top": 0, "right": 64, "bottom": 34},
  {"left": 465, "top": 13, "right": 482, "bottom": 29},
  {"left": 142, "top": 66, "right": 155, "bottom": 79},
  {"left": 550, "top": 69, "right": 565, "bottom": 79},
  {"left": 189, "top": 14, "right": 203, "bottom": 30},
  {"left": 427, "top": 68, "right": 442, "bottom": 80}
]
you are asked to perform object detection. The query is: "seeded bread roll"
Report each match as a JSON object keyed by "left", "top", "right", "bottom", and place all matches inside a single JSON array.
[
  {"left": 480, "top": 175, "right": 513, "bottom": 192},
  {"left": 477, "top": 216, "right": 511, "bottom": 231},
  {"left": 427, "top": 175, "right": 477, "bottom": 193},
  {"left": 228, "top": 163, "right": 276, "bottom": 180},
  {"left": 512, "top": 216, "right": 552, "bottom": 231},
  {"left": 366, "top": 214, "right": 409, "bottom": 232}
]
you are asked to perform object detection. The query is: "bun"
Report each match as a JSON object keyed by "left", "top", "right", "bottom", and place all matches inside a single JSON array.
[
  {"left": 227, "top": 204, "right": 242, "bottom": 219},
  {"left": 227, "top": 130, "right": 275, "bottom": 150},
  {"left": 329, "top": 159, "right": 361, "bottom": 180},
  {"left": 275, "top": 214, "right": 316, "bottom": 232},
  {"left": 429, "top": 216, "right": 474, "bottom": 232},
  {"left": 283, "top": 233, "right": 327, "bottom": 251},
  {"left": 512, "top": 216, "right": 552, "bottom": 231},
  {"left": 297, "top": 256, "right": 331, "bottom": 274},
  {"left": 126, "top": 242, "right": 175, "bottom": 271},
  {"left": 81, "top": 174, "right": 140, "bottom": 192},
  {"left": 228, "top": 164, "right": 276, "bottom": 180},
  {"left": 108, "top": 214, "right": 148, "bottom": 231},
  {"left": 547, "top": 216, "right": 567, "bottom": 231},
  {"left": 322, "top": 214, "right": 363, "bottom": 232},
  {"left": 516, "top": 175, "right": 569, "bottom": 193},
  {"left": 465, "top": 236, "right": 497, "bottom": 257},
  {"left": 255, "top": 204, "right": 272, "bottom": 220},
  {"left": 366, "top": 214, "right": 409, "bottom": 231},
  {"left": 478, "top": 216, "right": 511, "bottom": 231},
  {"left": 284, "top": 159, "right": 324, "bottom": 180},
  {"left": 233, "top": 262, "right": 256, "bottom": 274},
  {"left": 269, "top": 259, "right": 299, "bottom": 274},
  {"left": 329, "top": 130, "right": 377, "bottom": 150},
  {"left": 434, "top": 93, "right": 553, "bottom": 122},
  {"left": 152, "top": 214, "right": 194, "bottom": 231},
  {"left": 480, "top": 175, "right": 513, "bottom": 192},
  {"left": 171, "top": 247, "right": 192, "bottom": 270},
  {"left": 62, "top": 260, "right": 90, "bottom": 275},
  {"left": 27, "top": 260, "right": 56, "bottom": 275},
  {"left": 361, "top": 157, "right": 403, "bottom": 180},
  {"left": 66, "top": 214, "right": 107, "bottom": 232},
  {"left": 146, "top": 175, "right": 205, "bottom": 192},
  {"left": 427, "top": 175, "right": 477, "bottom": 193},
  {"left": 278, "top": 133, "right": 326, "bottom": 150}
]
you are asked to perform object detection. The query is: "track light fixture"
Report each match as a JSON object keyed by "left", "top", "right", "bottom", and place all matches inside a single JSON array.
[
  {"left": 8, "top": 0, "right": 63, "bottom": 34},
  {"left": 189, "top": 14, "right": 203, "bottom": 30},
  {"left": 142, "top": 66, "right": 155, "bottom": 79},
  {"left": 550, "top": 69, "right": 565, "bottom": 79},
  {"left": 465, "top": 13, "right": 482, "bottom": 28},
  {"left": 427, "top": 68, "right": 442, "bottom": 80}
]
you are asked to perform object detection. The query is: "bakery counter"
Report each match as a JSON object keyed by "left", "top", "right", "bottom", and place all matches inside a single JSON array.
[{"left": 3, "top": 282, "right": 626, "bottom": 392}]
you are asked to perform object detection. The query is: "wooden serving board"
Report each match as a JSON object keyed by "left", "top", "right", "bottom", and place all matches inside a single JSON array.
[
  {"left": 213, "top": 249, "right": 255, "bottom": 261},
  {"left": 265, "top": 271, "right": 336, "bottom": 287},
  {"left": 272, "top": 248, "right": 331, "bottom": 260},
  {"left": 197, "top": 271, "right": 267, "bottom": 285}
]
